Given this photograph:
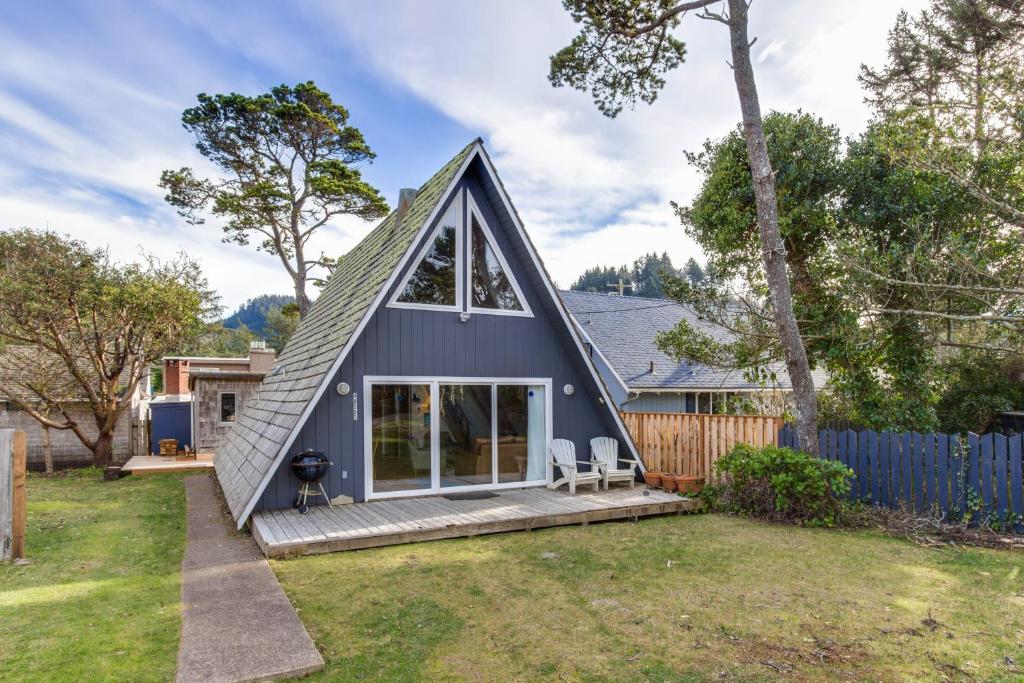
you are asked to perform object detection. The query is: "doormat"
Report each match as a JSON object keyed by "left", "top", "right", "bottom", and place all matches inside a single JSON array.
[{"left": 442, "top": 491, "right": 499, "bottom": 500}]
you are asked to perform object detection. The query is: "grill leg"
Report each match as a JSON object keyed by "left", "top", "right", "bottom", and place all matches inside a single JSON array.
[
  {"left": 296, "top": 483, "right": 312, "bottom": 510},
  {"left": 319, "top": 482, "right": 332, "bottom": 508}
]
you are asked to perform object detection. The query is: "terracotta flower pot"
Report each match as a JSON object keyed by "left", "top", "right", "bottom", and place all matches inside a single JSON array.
[
  {"left": 676, "top": 476, "right": 704, "bottom": 495},
  {"left": 661, "top": 474, "right": 678, "bottom": 492},
  {"left": 644, "top": 471, "right": 663, "bottom": 488}
]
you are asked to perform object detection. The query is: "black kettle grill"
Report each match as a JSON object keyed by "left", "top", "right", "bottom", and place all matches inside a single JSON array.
[{"left": 291, "top": 449, "right": 333, "bottom": 514}]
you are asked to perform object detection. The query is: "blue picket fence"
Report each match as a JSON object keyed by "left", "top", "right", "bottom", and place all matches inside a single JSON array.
[{"left": 778, "top": 426, "right": 1024, "bottom": 528}]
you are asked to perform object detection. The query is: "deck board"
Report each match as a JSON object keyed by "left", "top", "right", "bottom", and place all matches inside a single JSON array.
[
  {"left": 122, "top": 454, "right": 215, "bottom": 475},
  {"left": 251, "top": 486, "right": 699, "bottom": 557}
]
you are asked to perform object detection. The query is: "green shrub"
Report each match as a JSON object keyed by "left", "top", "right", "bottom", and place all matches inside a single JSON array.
[{"left": 709, "top": 444, "right": 853, "bottom": 527}]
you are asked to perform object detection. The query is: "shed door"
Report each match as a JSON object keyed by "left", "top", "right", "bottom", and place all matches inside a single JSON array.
[{"left": 150, "top": 403, "right": 192, "bottom": 454}]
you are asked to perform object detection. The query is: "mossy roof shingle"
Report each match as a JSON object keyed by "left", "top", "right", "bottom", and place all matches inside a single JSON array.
[{"left": 215, "top": 140, "right": 478, "bottom": 525}]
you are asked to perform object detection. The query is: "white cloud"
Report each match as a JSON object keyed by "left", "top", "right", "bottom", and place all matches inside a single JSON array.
[
  {"left": 319, "top": 0, "right": 927, "bottom": 287},
  {"left": 757, "top": 39, "right": 788, "bottom": 64},
  {"left": 0, "top": 0, "right": 931, "bottom": 309},
  {"left": 0, "top": 16, "right": 370, "bottom": 309}
]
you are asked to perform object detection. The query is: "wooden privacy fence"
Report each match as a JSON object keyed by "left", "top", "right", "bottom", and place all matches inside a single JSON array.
[
  {"left": 779, "top": 426, "right": 1024, "bottom": 528},
  {"left": 1, "top": 430, "right": 27, "bottom": 561},
  {"left": 620, "top": 412, "right": 783, "bottom": 479}
]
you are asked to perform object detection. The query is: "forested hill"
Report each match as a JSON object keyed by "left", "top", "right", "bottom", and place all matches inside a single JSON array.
[{"left": 222, "top": 294, "right": 294, "bottom": 336}]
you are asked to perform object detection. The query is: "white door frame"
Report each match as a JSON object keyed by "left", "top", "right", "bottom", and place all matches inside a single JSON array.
[{"left": 363, "top": 375, "right": 553, "bottom": 500}]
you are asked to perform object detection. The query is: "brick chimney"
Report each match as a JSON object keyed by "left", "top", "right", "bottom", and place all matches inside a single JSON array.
[
  {"left": 248, "top": 341, "right": 276, "bottom": 374},
  {"left": 164, "top": 359, "right": 189, "bottom": 395}
]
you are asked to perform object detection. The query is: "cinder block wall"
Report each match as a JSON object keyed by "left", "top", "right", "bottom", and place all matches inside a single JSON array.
[
  {"left": 0, "top": 405, "right": 133, "bottom": 469},
  {"left": 192, "top": 378, "right": 262, "bottom": 453}
]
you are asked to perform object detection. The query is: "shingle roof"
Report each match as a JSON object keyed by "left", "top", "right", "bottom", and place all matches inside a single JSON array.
[
  {"left": 560, "top": 290, "right": 826, "bottom": 392},
  {"left": 215, "top": 140, "right": 478, "bottom": 526},
  {"left": 188, "top": 367, "right": 266, "bottom": 389}
]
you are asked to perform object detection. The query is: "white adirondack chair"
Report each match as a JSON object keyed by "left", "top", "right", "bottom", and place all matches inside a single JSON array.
[
  {"left": 590, "top": 437, "right": 640, "bottom": 490},
  {"left": 548, "top": 439, "right": 602, "bottom": 494}
]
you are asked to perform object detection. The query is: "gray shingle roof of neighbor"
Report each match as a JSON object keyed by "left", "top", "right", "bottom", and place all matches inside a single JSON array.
[
  {"left": 559, "top": 290, "right": 827, "bottom": 392},
  {"left": 214, "top": 140, "right": 478, "bottom": 526},
  {"left": 0, "top": 345, "right": 132, "bottom": 404}
]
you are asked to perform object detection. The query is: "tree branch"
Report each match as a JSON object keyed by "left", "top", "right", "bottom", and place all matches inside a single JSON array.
[
  {"left": 611, "top": 0, "right": 723, "bottom": 37},
  {"left": 849, "top": 262, "right": 1024, "bottom": 295},
  {"left": 873, "top": 308, "right": 1024, "bottom": 323}
]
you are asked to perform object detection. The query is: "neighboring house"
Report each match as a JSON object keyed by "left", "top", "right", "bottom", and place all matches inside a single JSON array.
[
  {"left": 151, "top": 342, "right": 275, "bottom": 454},
  {"left": 189, "top": 368, "right": 266, "bottom": 453},
  {"left": 0, "top": 346, "right": 148, "bottom": 469},
  {"left": 215, "top": 139, "right": 639, "bottom": 528},
  {"left": 561, "top": 290, "right": 826, "bottom": 415}
]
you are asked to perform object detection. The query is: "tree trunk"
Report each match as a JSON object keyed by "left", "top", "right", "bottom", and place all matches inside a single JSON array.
[
  {"left": 92, "top": 430, "right": 113, "bottom": 470},
  {"left": 42, "top": 425, "right": 53, "bottom": 474},
  {"left": 293, "top": 275, "right": 311, "bottom": 318},
  {"left": 727, "top": 0, "right": 818, "bottom": 454}
]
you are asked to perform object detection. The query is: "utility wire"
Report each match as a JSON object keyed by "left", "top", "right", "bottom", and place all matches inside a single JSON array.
[{"left": 567, "top": 301, "right": 682, "bottom": 315}]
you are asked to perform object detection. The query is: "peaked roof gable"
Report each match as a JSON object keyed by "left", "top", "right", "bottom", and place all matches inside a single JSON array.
[
  {"left": 215, "top": 139, "right": 641, "bottom": 528},
  {"left": 468, "top": 144, "right": 642, "bottom": 463},
  {"left": 215, "top": 141, "right": 477, "bottom": 525}
]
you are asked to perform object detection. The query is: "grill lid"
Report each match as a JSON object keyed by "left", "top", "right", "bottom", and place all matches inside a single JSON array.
[{"left": 290, "top": 449, "right": 331, "bottom": 482}]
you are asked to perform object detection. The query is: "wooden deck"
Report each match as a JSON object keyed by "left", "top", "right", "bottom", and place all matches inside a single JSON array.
[
  {"left": 121, "top": 454, "right": 215, "bottom": 475},
  {"left": 250, "top": 486, "right": 699, "bottom": 558}
]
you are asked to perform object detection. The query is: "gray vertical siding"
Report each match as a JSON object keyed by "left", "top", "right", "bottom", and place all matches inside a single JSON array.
[
  {"left": 584, "top": 341, "right": 629, "bottom": 408},
  {"left": 256, "top": 162, "right": 629, "bottom": 511},
  {"left": 620, "top": 392, "right": 698, "bottom": 414}
]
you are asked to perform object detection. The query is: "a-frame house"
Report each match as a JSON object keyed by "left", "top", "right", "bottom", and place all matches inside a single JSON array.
[{"left": 215, "top": 139, "right": 645, "bottom": 531}]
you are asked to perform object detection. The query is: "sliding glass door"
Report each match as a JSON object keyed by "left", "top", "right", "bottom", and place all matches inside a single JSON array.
[
  {"left": 366, "top": 377, "right": 550, "bottom": 499},
  {"left": 369, "top": 383, "right": 432, "bottom": 493},
  {"left": 495, "top": 385, "right": 547, "bottom": 483},
  {"left": 438, "top": 384, "right": 492, "bottom": 488}
]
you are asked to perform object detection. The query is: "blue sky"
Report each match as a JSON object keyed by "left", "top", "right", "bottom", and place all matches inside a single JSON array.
[{"left": 0, "top": 0, "right": 926, "bottom": 310}]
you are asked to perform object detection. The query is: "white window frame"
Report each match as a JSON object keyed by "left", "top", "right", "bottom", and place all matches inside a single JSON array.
[
  {"left": 218, "top": 391, "right": 238, "bottom": 425},
  {"left": 465, "top": 192, "right": 533, "bottom": 318},
  {"left": 388, "top": 196, "right": 464, "bottom": 312},
  {"left": 363, "top": 375, "right": 553, "bottom": 500}
]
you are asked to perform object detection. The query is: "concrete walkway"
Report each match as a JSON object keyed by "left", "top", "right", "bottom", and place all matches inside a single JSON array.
[{"left": 177, "top": 475, "right": 323, "bottom": 683}]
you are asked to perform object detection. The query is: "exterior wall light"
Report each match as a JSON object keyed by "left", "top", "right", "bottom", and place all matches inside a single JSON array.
[
  {"left": 563, "top": 383, "right": 575, "bottom": 396},
  {"left": 336, "top": 382, "right": 351, "bottom": 396}
]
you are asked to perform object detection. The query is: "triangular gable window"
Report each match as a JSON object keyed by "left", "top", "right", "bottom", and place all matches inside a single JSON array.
[
  {"left": 395, "top": 201, "right": 460, "bottom": 307},
  {"left": 468, "top": 201, "right": 525, "bottom": 313},
  {"left": 391, "top": 189, "right": 531, "bottom": 316}
]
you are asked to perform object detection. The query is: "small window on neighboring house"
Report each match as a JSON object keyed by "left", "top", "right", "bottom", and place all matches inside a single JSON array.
[
  {"left": 220, "top": 392, "right": 237, "bottom": 424},
  {"left": 396, "top": 202, "right": 459, "bottom": 307}
]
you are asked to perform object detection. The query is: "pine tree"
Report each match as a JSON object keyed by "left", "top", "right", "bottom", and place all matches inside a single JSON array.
[
  {"left": 570, "top": 265, "right": 632, "bottom": 293},
  {"left": 860, "top": 0, "right": 1024, "bottom": 226},
  {"left": 682, "top": 257, "right": 705, "bottom": 285}
]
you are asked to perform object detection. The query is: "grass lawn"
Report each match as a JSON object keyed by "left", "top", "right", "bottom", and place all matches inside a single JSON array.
[
  {"left": 0, "top": 469, "right": 187, "bottom": 682},
  {"left": 274, "top": 513, "right": 1024, "bottom": 682}
]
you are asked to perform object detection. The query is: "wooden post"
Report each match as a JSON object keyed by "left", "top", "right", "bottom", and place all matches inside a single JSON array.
[
  {"left": 12, "top": 431, "right": 26, "bottom": 560},
  {"left": 1, "top": 429, "right": 27, "bottom": 562}
]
